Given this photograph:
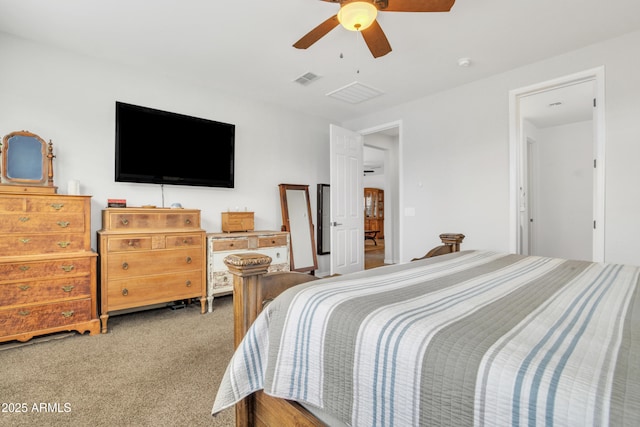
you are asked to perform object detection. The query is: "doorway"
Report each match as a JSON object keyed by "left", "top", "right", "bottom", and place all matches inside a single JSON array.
[
  {"left": 361, "top": 123, "right": 401, "bottom": 268},
  {"left": 509, "top": 68, "right": 605, "bottom": 261},
  {"left": 329, "top": 121, "right": 402, "bottom": 275}
]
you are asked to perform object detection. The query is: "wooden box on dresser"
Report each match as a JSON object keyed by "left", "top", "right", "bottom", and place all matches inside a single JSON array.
[
  {"left": 0, "top": 190, "right": 100, "bottom": 343},
  {"left": 206, "top": 230, "right": 289, "bottom": 312},
  {"left": 97, "top": 208, "right": 206, "bottom": 333}
]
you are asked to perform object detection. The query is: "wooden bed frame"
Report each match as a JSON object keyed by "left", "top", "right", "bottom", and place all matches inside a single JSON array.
[{"left": 223, "top": 233, "right": 465, "bottom": 427}]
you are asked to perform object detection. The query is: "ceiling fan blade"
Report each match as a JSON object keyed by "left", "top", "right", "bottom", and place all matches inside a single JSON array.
[
  {"left": 293, "top": 15, "right": 340, "bottom": 49},
  {"left": 361, "top": 20, "right": 392, "bottom": 58},
  {"left": 383, "top": 0, "right": 456, "bottom": 12}
]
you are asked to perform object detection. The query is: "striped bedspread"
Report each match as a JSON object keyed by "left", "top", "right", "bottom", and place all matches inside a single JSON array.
[{"left": 212, "top": 251, "right": 640, "bottom": 426}]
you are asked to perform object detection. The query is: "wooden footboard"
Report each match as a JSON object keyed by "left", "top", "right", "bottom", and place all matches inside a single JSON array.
[{"left": 223, "top": 233, "right": 465, "bottom": 427}]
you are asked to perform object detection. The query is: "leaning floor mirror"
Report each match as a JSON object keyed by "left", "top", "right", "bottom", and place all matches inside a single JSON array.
[{"left": 279, "top": 184, "right": 318, "bottom": 274}]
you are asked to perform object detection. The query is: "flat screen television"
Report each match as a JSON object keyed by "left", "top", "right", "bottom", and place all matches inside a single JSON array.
[{"left": 115, "top": 101, "right": 235, "bottom": 188}]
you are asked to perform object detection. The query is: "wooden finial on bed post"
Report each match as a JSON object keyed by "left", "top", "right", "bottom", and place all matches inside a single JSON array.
[
  {"left": 411, "top": 233, "right": 465, "bottom": 261},
  {"left": 439, "top": 233, "right": 465, "bottom": 252},
  {"left": 224, "top": 252, "right": 273, "bottom": 348}
]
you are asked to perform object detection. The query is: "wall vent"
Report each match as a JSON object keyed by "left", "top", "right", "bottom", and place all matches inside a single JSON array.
[
  {"left": 326, "top": 81, "right": 384, "bottom": 104},
  {"left": 293, "top": 72, "right": 321, "bottom": 86}
]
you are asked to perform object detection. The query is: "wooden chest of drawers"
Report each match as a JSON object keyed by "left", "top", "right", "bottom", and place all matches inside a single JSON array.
[
  {"left": 0, "top": 192, "right": 99, "bottom": 343},
  {"left": 98, "top": 208, "right": 206, "bottom": 333},
  {"left": 206, "top": 230, "right": 289, "bottom": 312}
]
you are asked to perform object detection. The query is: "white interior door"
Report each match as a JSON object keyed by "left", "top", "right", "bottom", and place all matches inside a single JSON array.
[{"left": 330, "top": 124, "right": 363, "bottom": 275}]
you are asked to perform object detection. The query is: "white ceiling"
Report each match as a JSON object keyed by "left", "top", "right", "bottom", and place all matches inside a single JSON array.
[{"left": 2, "top": 0, "right": 640, "bottom": 123}]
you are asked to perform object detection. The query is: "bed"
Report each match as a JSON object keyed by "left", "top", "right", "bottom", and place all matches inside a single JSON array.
[{"left": 212, "top": 234, "right": 640, "bottom": 426}]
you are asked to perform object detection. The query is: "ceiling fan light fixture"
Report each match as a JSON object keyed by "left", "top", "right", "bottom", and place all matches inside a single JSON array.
[{"left": 337, "top": 1, "right": 378, "bottom": 32}]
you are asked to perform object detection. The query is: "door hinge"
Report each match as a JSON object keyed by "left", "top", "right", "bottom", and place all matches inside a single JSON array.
[
  {"left": 594, "top": 220, "right": 597, "bottom": 229},
  {"left": 593, "top": 98, "right": 597, "bottom": 108},
  {"left": 594, "top": 159, "right": 597, "bottom": 168}
]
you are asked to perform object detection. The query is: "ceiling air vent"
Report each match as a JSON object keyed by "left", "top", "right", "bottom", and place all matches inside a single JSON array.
[
  {"left": 326, "top": 81, "right": 384, "bottom": 104},
  {"left": 294, "top": 72, "right": 321, "bottom": 86}
]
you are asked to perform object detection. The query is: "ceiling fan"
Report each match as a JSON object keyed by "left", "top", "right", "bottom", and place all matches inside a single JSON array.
[{"left": 293, "top": 0, "right": 456, "bottom": 58}]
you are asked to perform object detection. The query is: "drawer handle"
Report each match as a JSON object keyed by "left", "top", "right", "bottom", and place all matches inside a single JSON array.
[
  {"left": 185, "top": 218, "right": 192, "bottom": 225},
  {"left": 272, "top": 240, "right": 276, "bottom": 244},
  {"left": 120, "top": 217, "right": 129, "bottom": 225},
  {"left": 128, "top": 240, "right": 136, "bottom": 246},
  {"left": 62, "top": 285, "right": 75, "bottom": 292},
  {"left": 57, "top": 221, "right": 70, "bottom": 228},
  {"left": 19, "top": 285, "right": 31, "bottom": 291},
  {"left": 57, "top": 241, "right": 71, "bottom": 248},
  {"left": 50, "top": 203, "right": 64, "bottom": 210},
  {"left": 182, "top": 239, "right": 189, "bottom": 244},
  {"left": 122, "top": 262, "right": 129, "bottom": 270},
  {"left": 20, "top": 238, "right": 31, "bottom": 244},
  {"left": 19, "top": 265, "right": 30, "bottom": 272},
  {"left": 186, "top": 280, "right": 192, "bottom": 287},
  {"left": 186, "top": 256, "right": 192, "bottom": 264},
  {"left": 276, "top": 252, "right": 281, "bottom": 259},
  {"left": 122, "top": 288, "right": 129, "bottom": 296},
  {"left": 61, "top": 310, "right": 75, "bottom": 318},
  {"left": 61, "top": 264, "right": 75, "bottom": 272},
  {"left": 18, "top": 310, "right": 31, "bottom": 316},
  {"left": 19, "top": 216, "right": 30, "bottom": 222}
]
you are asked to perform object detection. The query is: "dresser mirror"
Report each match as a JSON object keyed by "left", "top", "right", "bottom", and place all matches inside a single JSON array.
[
  {"left": 316, "top": 184, "right": 330, "bottom": 255},
  {"left": 1, "top": 130, "right": 55, "bottom": 189},
  {"left": 279, "top": 184, "right": 318, "bottom": 274}
]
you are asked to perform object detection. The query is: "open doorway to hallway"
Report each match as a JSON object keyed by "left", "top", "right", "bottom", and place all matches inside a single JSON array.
[{"left": 363, "top": 135, "right": 396, "bottom": 270}]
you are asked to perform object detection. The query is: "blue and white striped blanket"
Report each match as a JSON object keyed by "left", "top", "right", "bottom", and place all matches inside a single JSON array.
[{"left": 212, "top": 251, "right": 640, "bottom": 426}]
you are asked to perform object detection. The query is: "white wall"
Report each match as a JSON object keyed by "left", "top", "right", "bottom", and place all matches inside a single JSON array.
[
  {"left": 344, "top": 30, "right": 640, "bottom": 265},
  {"left": 4, "top": 29, "right": 640, "bottom": 267},
  {"left": 0, "top": 34, "right": 332, "bottom": 271}
]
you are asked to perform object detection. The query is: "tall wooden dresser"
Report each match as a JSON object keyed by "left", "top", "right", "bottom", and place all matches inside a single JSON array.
[
  {"left": 97, "top": 208, "right": 206, "bottom": 333},
  {"left": 0, "top": 191, "right": 99, "bottom": 342},
  {"left": 364, "top": 187, "right": 384, "bottom": 238},
  {"left": 206, "top": 230, "right": 290, "bottom": 312}
]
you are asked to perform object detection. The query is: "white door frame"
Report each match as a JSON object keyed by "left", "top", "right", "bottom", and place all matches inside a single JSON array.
[{"left": 508, "top": 67, "right": 606, "bottom": 261}]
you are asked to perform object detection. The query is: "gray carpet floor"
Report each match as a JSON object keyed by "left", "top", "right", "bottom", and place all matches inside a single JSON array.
[{"left": 0, "top": 296, "right": 235, "bottom": 427}]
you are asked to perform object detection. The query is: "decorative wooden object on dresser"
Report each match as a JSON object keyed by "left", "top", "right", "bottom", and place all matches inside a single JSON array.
[
  {"left": 0, "top": 190, "right": 99, "bottom": 343},
  {"left": 97, "top": 208, "right": 206, "bottom": 333},
  {"left": 206, "top": 230, "right": 290, "bottom": 312}
]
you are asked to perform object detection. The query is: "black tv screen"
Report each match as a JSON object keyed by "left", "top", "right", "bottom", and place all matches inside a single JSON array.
[{"left": 115, "top": 101, "right": 235, "bottom": 188}]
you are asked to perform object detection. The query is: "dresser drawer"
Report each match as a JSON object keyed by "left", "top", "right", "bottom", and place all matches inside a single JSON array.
[
  {"left": 0, "top": 256, "right": 93, "bottom": 281},
  {"left": 0, "top": 233, "right": 89, "bottom": 255},
  {"left": 106, "top": 236, "right": 153, "bottom": 252},
  {"left": 102, "top": 210, "right": 200, "bottom": 231},
  {"left": 106, "top": 271, "right": 203, "bottom": 311},
  {"left": 0, "top": 276, "right": 91, "bottom": 307},
  {"left": 165, "top": 234, "right": 202, "bottom": 249},
  {"left": 0, "top": 195, "right": 87, "bottom": 214},
  {"left": 0, "top": 299, "right": 92, "bottom": 336},
  {"left": 258, "top": 234, "right": 288, "bottom": 248},
  {"left": 105, "top": 249, "right": 203, "bottom": 279},
  {"left": 0, "top": 212, "right": 86, "bottom": 233},
  {"left": 211, "top": 238, "right": 249, "bottom": 252},
  {"left": 26, "top": 197, "right": 87, "bottom": 213}
]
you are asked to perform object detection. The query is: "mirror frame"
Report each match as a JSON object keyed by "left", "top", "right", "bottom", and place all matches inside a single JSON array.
[
  {"left": 316, "top": 183, "right": 330, "bottom": 255},
  {"left": 279, "top": 183, "right": 318, "bottom": 274},
  {"left": 1, "top": 130, "right": 55, "bottom": 187}
]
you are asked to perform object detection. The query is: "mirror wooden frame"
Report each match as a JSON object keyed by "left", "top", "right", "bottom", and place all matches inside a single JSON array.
[
  {"left": 1, "top": 130, "right": 55, "bottom": 190},
  {"left": 316, "top": 183, "right": 330, "bottom": 255},
  {"left": 279, "top": 184, "right": 318, "bottom": 274}
]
